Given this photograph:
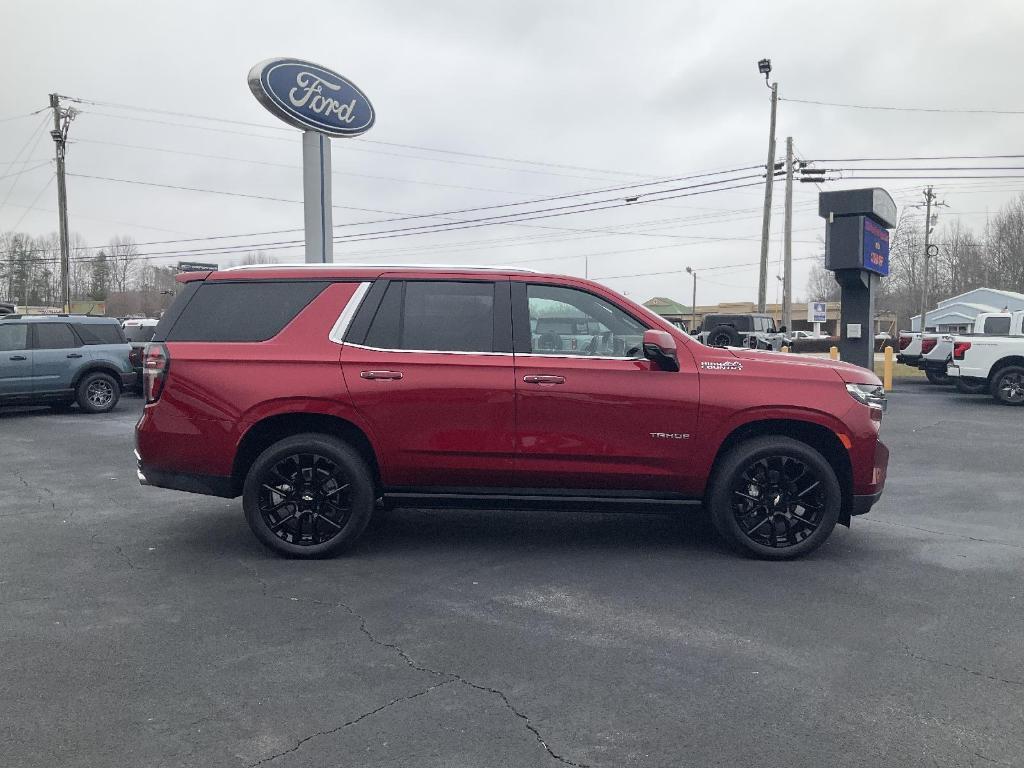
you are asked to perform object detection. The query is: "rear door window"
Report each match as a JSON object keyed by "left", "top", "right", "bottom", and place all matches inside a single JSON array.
[
  {"left": 361, "top": 281, "right": 498, "bottom": 353},
  {"left": 34, "top": 323, "right": 80, "bottom": 350},
  {"left": 165, "top": 281, "right": 329, "bottom": 342},
  {"left": 983, "top": 316, "right": 1011, "bottom": 334}
]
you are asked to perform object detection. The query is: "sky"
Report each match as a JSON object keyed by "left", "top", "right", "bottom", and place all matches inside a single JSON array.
[{"left": 3, "top": 0, "right": 1024, "bottom": 308}]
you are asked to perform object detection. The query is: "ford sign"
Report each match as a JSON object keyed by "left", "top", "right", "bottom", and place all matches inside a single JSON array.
[{"left": 247, "top": 58, "right": 375, "bottom": 138}]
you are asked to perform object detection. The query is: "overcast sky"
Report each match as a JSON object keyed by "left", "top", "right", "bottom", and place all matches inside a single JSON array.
[{"left": 3, "top": 0, "right": 1024, "bottom": 307}]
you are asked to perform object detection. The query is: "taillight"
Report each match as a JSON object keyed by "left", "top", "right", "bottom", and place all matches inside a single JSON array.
[
  {"left": 921, "top": 337, "right": 937, "bottom": 354},
  {"left": 898, "top": 335, "right": 911, "bottom": 351},
  {"left": 953, "top": 341, "right": 971, "bottom": 360},
  {"left": 143, "top": 343, "right": 169, "bottom": 403}
]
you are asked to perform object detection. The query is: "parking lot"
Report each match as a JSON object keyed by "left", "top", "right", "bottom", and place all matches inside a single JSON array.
[{"left": 1, "top": 384, "right": 1022, "bottom": 768}]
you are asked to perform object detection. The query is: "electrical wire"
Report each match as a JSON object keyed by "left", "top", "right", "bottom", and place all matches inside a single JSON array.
[
  {"left": 780, "top": 97, "right": 1024, "bottom": 115},
  {"left": 60, "top": 94, "right": 659, "bottom": 178}
]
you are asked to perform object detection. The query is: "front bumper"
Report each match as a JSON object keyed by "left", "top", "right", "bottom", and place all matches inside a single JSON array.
[{"left": 852, "top": 491, "right": 882, "bottom": 516}]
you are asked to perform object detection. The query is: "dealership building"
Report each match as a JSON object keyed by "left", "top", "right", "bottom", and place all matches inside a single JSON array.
[{"left": 912, "top": 288, "right": 1024, "bottom": 332}]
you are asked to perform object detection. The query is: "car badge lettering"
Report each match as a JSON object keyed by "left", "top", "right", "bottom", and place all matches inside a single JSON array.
[
  {"left": 650, "top": 432, "right": 689, "bottom": 440},
  {"left": 700, "top": 361, "right": 743, "bottom": 371}
]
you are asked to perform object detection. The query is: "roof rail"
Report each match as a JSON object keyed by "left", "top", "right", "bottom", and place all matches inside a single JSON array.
[{"left": 221, "top": 262, "right": 539, "bottom": 274}]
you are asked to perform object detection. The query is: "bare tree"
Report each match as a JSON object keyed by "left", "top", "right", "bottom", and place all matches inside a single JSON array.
[
  {"left": 804, "top": 263, "right": 839, "bottom": 303},
  {"left": 236, "top": 251, "right": 279, "bottom": 266},
  {"left": 108, "top": 236, "right": 138, "bottom": 293}
]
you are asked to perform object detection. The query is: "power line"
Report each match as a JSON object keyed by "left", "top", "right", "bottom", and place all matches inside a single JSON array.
[
  {"left": 60, "top": 94, "right": 658, "bottom": 178},
  {"left": 0, "top": 109, "right": 47, "bottom": 124},
  {"left": 0, "top": 161, "right": 50, "bottom": 181},
  {"left": 780, "top": 97, "right": 1024, "bottom": 115},
  {"left": 811, "top": 153, "right": 1024, "bottom": 162}
]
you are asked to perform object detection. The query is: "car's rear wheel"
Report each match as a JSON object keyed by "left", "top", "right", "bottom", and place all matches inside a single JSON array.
[
  {"left": 955, "top": 377, "right": 988, "bottom": 395},
  {"left": 992, "top": 366, "right": 1024, "bottom": 406},
  {"left": 925, "top": 368, "right": 951, "bottom": 385},
  {"left": 242, "top": 433, "right": 375, "bottom": 558},
  {"left": 708, "top": 436, "right": 841, "bottom": 559},
  {"left": 76, "top": 372, "right": 120, "bottom": 414}
]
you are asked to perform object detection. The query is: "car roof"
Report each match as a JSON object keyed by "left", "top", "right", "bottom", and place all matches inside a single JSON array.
[{"left": 206, "top": 263, "right": 540, "bottom": 281}]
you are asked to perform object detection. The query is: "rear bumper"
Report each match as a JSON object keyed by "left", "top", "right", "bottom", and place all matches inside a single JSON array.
[
  {"left": 852, "top": 491, "right": 882, "bottom": 516},
  {"left": 121, "top": 372, "right": 139, "bottom": 390},
  {"left": 896, "top": 353, "right": 921, "bottom": 366},
  {"left": 921, "top": 358, "right": 950, "bottom": 373},
  {"left": 135, "top": 449, "right": 235, "bottom": 498}
]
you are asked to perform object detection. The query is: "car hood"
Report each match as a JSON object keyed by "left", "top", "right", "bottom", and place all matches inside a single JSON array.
[{"left": 725, "top": 347, "right": 881, "bottom": 385}]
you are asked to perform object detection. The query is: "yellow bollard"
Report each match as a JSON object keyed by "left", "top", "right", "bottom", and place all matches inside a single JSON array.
[
  {"left": 781, "top": 345, "right": 790, "bottom": 354},
  {"left": 883, "top": 346, "right": 894, "bottom": 391},
  {"left": 829, "top": 346, "right": 839, "bottom": 361}
]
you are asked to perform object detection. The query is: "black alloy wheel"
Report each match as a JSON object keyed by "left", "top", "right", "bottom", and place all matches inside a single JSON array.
[
  {"left": 709, "top": 436, "right": 841, "bottom": 559},
  {"left": 243, "top": 434, "right": 375, "bottom": 557},
  {"left": 993, "top": 366, "right": 1024, "bottom": 406}
]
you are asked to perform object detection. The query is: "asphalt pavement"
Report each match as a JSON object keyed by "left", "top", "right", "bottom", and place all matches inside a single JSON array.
[{"left": 1, "top": 383, "right": 1022, "bottom": 768}]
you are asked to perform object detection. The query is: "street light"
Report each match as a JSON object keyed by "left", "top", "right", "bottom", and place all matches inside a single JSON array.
[
  {"left": 686, "top": 266, "right": 697, "bottom": 333},
  {"left": 756, "top": 57, "right": 779, "bottom": 313}
]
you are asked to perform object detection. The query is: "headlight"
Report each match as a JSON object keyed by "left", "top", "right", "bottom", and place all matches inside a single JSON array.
[{"left": 846, "top": 382, "right": 887, "bottom": 412}]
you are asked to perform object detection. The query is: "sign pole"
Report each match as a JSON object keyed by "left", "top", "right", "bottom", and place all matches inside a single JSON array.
[{"left": 302, "top": 131, "right": 333, "bottom": 263}]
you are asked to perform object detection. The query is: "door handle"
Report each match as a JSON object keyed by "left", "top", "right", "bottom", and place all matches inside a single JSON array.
[
  {"left": 66, "top": 353, "right": 83, "bottom": 358},
  {"left": 360, "top": 370, "right": 403, "bottom": 380},
  {"left": 9, "top": 355, "right": 27, "bottom": 361},
  {"left": 523, "top": 374, "right": 565, "bottom": 385}
]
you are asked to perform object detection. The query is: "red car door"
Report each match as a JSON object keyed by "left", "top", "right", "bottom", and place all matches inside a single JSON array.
[
  {"left": 510, "top": 280, "right": 701, "bottom": 495},
  {"left": 341, "top": 278, "right": 516, "bottom": 489}
]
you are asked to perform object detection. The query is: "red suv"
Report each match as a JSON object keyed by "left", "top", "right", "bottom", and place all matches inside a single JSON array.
[{"left": 136, "top": 265, "right": 888, "bottom": 559}]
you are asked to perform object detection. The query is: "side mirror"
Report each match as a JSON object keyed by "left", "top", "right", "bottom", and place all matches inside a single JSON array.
[{"left": 642, "top": 329, "right": 680, "bottom": 372}]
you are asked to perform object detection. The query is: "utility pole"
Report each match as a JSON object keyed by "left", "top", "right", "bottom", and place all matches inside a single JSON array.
[
  {"left": 918, "top": 186, "right": 935, "bottom": 331},
  {"left": 686, "top": 266, "right": 697, "bottom": 332},
  {"left": 756, "top": 58, "right": 778, "bottom": 313},
  {"left": 49, "top": 93, "right": 74, "bottom": 312},
  {"left": 782, "top": 136, "right": 794, "bottom": 330}
]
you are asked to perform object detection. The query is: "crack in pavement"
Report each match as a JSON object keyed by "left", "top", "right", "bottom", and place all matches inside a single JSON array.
[
  {"left": 864, "top": 518, "right": 1024, "bottom": 550},
  {"left": 236, "top": 564, "right": 590, "bottom": 768},
  {"left": 89, "top": 532, "right": 149, "bottom": 571},
  {"left": 903, "top": 644, "right": 1024, "bottom": 688},
  {"left": 245, "top": 680, "right": 454, "bottom": 768}
]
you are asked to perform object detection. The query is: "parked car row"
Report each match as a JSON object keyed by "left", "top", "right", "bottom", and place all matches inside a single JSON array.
[{"left": 897, "top": 311, "right": 1024, "bottom": 405}]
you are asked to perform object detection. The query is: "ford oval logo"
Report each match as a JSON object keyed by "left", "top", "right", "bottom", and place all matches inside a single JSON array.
[{"left": 247, "top": 58, "right": 375, "bottom": 138}]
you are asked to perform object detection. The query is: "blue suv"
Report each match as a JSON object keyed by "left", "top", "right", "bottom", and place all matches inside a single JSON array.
[{"left": 0, "top": 315, "right": 134, "bottom": 413}]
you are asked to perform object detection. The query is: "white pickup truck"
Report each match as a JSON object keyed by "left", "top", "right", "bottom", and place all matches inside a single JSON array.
[
  {"left": 947, "top": 311, "right": 1024, "bottom": 404},
  {"left": 896, "top": 331, "right": 941, "bottom": 369},
  {"left": 918, "top": 312, "right": 1015, "bottom": 388}
]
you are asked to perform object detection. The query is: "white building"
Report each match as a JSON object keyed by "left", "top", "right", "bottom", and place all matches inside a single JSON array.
[{"left": 912, "top": 288, "right": 1024, "bottom": 332}]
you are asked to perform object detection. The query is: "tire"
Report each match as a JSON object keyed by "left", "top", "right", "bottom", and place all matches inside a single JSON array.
[
  {"left": 242, "top": 433, "right": 375, "bottom": 558},
  {"left": 991, "top": 366, "right": 1024, "bottom": 406},
  {"left": 925, "top": 368, "right": 952, "bottom": 385},
  {"left": 955, "top": 377, "right": 988, "bottom": 395},
  {"left": 76, "top": 372, "right": 120, "bottom": 414},
  {"left": 707, "top": 436, "right": 841, "bottom": 560},
  {"left": 707, "top": 325, "right": 741, "bottom": 347}
]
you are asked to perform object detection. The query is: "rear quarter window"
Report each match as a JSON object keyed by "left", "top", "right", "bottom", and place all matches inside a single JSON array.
[
  {"left": 983, "top": 316, "right": 1011, "bottom": 334},
  {"left": 76, "top": 323, "right": 126, "bottom": 345},
  {"left": 164, "top": 281, "right": 329, "bottom": 342}
]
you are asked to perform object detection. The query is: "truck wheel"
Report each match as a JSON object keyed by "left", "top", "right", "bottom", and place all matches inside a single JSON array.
[
  {"left": 76, "top": 372, "right": 120, "bottom": 414},
  {"left": 955, "top": 377, "right": 988, "bottom": 395},
  {"left": 708, "top": 325, "right": 741, "bottom": 347},
  {"left": 992, "top": 366, "right": 1024, "bottom": 406},
  {"left": 708, "top": 436, "right": 841, "bottom": 560},
  {"left": 925, "top": 368, "right": 951, "bottom": 385},
  {"left": 242, "top": 433, "right": 375, "bottom": 558}
]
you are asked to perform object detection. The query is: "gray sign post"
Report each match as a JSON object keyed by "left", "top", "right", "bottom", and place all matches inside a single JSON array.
[
  {"left": 248, "top": 58, "right": 376, "bottom": 264},
  {"left": 818, "top": 188, "right": 897, "bottom": 370}
]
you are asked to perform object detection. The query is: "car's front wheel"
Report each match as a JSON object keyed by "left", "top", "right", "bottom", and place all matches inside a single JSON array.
[
  {"left": 708, "top": 436, "right": 841, "bottom": 559},
  {"left": 242, "top": 433, "right": 375, "bottom": 558},
  {"left": 76, "top": 372, "right": 120, "bottom": 414}
]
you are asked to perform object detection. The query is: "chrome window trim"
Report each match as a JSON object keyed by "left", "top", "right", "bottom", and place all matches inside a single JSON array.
[
  {"left": 328, "top": 282, "right": 371, "bottom": 345},
  {"left": 342, "top": 342, "right": 641, "bottom": 361}
]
